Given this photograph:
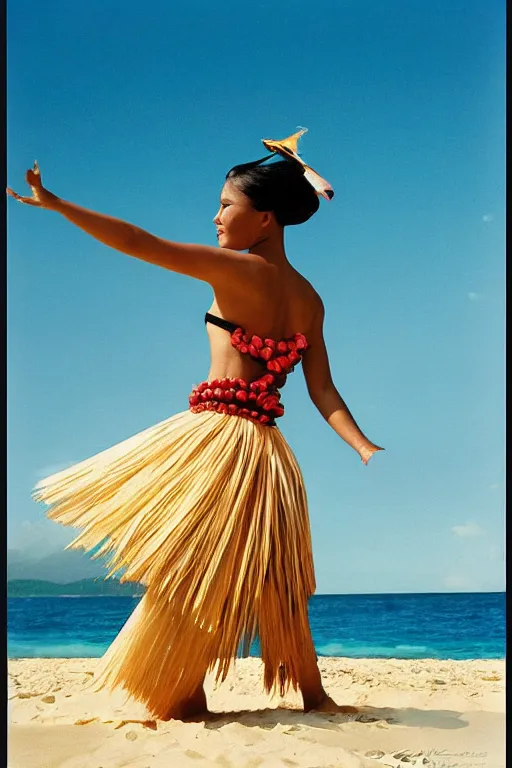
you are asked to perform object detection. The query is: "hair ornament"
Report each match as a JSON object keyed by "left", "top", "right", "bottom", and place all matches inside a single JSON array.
[{"left": 261, "top": 128, "right": 334, "bottom": 200}]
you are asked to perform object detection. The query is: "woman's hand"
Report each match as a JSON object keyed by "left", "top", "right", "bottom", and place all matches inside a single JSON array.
[
  {"left": 6, "top": 162, "right": 56, "bottom": 209},
  {"left": 358, "top": 442, "right": 385, "bottom": 466}
]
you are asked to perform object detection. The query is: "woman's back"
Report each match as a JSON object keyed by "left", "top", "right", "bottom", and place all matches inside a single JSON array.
[{"left": 205, "top": 261, "right": 321, "bottom": 384}]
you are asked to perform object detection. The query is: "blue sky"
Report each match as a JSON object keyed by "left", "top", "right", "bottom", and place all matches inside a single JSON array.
[{"left": 7, "top": 0, "right": 505, "bottom": 593}]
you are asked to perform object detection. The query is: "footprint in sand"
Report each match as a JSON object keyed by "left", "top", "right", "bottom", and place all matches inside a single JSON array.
[
  {"left": 353, "top": 712, "right": 396, "bottom": 725},
  {"left": 364, "top": 749, "right": 430, "bottom": 766}
]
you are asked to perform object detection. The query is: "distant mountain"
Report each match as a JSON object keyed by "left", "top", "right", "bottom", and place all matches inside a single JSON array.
[
  {"left": 7, "top": 579, "right": 144, "bottom": 597},
  {"left": 7, "top": 548, "right": 111, "bottom": 583}
]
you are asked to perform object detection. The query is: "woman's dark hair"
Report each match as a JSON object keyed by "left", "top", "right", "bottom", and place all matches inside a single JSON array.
[{"left": 226, "top": 157, "right": 319, "bottom": 226}]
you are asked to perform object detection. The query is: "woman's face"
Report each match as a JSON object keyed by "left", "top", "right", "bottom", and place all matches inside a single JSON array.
[{"left": 213, "top": 180, "right": 271, "bottom": 251}]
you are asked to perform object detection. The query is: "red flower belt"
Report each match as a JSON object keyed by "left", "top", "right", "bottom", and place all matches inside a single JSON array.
[{"left": 189, "top": 327, "right": 308, "bottom": 427}]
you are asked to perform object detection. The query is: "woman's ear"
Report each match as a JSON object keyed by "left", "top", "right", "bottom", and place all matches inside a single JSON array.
[{"left": 261, "top": 210, "right": 275, "bottom": 229}]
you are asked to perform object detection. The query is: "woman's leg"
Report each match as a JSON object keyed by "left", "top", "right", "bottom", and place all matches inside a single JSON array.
[
  {"left": 259, "top": 588, "right": 359, "bottom": 713},
  {"left": 256, "top": 476, "right": 358, "bottom": 715},
  {"left": 297, "top": 629, "right": 326, "bottom": 710},
  {"left": 162, "top": 673, "right": 209, "bottom": 721},
  {"left": 297, "top": 621, "right": 358, "bottom": 713},
  {"left": 175, "top": 679, "right": 209, "bottom": 720}
]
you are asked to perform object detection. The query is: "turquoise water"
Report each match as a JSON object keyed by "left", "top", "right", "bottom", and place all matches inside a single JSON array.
[{"left": 8, "top": 592, "right": 505, "bottom": 660}]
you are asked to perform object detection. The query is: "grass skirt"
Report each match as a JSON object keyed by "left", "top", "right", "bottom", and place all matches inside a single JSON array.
[{"left": 33, "top": 409, "right": 316, "bottom": 719}]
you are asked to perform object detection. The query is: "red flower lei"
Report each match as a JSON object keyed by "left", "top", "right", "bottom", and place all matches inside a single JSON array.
[{"left": 189, "top": 328, "right": 308, "bottom": 426}]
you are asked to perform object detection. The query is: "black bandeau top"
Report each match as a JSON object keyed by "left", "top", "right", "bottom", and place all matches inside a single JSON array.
[{"left": 205, "top": 312, "right": 239, "bottom": 334}]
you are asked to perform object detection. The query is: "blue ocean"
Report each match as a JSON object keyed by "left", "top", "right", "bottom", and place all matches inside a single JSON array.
[{"left": 8, "top": 592, "right": 505, "bottom": 661}]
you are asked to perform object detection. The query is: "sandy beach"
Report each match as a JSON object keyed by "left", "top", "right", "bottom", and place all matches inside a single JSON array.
[{"left": 8, "top": 656, "right": 504, "bottom": 768}]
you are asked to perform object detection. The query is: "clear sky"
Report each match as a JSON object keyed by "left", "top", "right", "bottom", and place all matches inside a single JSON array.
[{"left": 7, "top": 0, "right": 505, "bottom": 593}]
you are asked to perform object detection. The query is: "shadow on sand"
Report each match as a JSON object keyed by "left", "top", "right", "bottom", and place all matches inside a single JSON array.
[{"left": 186, "top": 704, "right": 470, "bottom": 732}]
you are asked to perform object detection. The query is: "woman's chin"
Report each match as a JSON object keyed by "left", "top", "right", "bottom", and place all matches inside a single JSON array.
[{"left": 218, "top": 237, "right": 246, "bottom": 252}]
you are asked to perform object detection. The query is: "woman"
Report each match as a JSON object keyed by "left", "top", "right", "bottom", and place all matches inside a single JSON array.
[{"left": 7, "top": 132, "right": 383, "bottom": 721}]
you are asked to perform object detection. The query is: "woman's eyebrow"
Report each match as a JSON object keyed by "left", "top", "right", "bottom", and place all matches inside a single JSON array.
[{"left": 220, "top": 198, "right": 232, "bottom": 205}]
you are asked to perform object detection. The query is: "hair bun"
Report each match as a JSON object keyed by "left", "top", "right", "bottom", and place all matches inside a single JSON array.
[{"left": 226, "top": 159, "right": 320, "bottom": 227}]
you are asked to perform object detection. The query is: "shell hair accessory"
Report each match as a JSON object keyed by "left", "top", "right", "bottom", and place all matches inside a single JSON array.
[{"left": 262, "top": 128, "right": 334, "bottom": 200}]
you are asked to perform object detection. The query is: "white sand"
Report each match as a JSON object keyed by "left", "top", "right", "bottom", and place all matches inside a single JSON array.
[{"left": 8, "top": 657, "right": 504, "bottom": 768}]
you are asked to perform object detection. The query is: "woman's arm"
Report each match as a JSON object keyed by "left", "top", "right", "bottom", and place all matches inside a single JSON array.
[
  {"left": 6, "top": 163, "right": 255, "bottom": 286},
  {"left": 302, "top": 299, "right": 384, "bottom": 465}
]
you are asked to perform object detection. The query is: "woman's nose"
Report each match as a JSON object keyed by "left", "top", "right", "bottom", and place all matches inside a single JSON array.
[{"left": 213, "top": 208, "right": 222, "bottom": 225}]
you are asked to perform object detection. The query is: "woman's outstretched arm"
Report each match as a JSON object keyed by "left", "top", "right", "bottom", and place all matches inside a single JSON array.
[
  {"left": 6, "top": 163, "right": 254, "bottom": 286},
  {"left": 302, "top": 298, "right": 384, "bottom": 465}
]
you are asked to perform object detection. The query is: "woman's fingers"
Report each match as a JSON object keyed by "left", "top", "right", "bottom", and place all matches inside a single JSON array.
[
  {"left": 6, "top": 187, "right": 41, "bottom": 206},
  {"left": 359, "top": 443, "right": 385, "bottom": 465}
]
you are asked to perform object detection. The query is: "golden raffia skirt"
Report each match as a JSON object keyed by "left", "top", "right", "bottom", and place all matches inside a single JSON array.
[{"left": 33, "top": 409, "right": 316, "bottom": 719}]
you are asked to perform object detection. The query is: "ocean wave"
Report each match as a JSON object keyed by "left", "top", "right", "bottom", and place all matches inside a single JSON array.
[
  {"left": 396, "top": 644, "right": 428, "bottom": 652},
  {"left": 316, "top": 642, "right": 436, "bottom": 658},
  {"left": 8, "top": 640, "right": 107, "bottom": 659}
]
